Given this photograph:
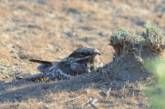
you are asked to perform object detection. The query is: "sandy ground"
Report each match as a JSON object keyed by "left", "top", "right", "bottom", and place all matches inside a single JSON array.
[{"left": 0, "top": 0, "right": 164, "bottom": 109}]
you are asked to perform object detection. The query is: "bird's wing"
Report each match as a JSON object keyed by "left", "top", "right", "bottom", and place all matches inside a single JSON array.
[
  {"left": 29, "top": 59, "right": 52, "bottom": 65},
  {"left": 73, "top": 56, "right": 92, "bottom": 63}
]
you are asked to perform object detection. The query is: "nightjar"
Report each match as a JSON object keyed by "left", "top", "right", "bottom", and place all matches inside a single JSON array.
[{"left": 26, "top": 47, "right": 102, "bottom": 81}]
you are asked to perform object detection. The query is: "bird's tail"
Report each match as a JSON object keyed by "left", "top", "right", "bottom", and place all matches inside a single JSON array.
[{"left": 29, "top": 59, "right": 52, "bottom": 65}]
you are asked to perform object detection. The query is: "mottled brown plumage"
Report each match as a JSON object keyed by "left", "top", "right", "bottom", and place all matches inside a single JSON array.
[{"left": 26, "top": 47, "right": 102, "bottom": 81}]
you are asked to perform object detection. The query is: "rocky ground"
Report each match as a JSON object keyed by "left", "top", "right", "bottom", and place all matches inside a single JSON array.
[{"left": 0, "top": 0, "right": 164, "bottom": 109}]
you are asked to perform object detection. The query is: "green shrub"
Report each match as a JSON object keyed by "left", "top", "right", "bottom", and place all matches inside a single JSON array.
[
  {"left": 143, "top": 22, "right": 165, "bottom": 53},
  {"left": 110, "top": 28, "right": 145, "bottom": 55},
  {"left": 110, "top": 28, "right": 129, "bottom": 45},
  {"left": 144, "top": 58, "right": 165, "bottom": 109}
]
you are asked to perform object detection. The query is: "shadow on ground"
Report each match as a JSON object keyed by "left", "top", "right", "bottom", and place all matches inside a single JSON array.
[{"left": 0, "top": 53, "right": 151, "bottom": 102}]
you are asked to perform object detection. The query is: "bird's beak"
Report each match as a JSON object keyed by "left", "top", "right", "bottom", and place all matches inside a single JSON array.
[{"left": 94, "top": 49, "right": 101, "bottom": 55}]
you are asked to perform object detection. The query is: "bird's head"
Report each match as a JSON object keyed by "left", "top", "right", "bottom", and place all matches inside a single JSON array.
[{"left": 68, "top": 47, "right": 101, "bottom": 58}]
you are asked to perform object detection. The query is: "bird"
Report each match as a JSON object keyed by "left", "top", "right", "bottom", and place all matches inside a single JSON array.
[{"left": 26, "top": 47, "right": 102, "bottom": 81}]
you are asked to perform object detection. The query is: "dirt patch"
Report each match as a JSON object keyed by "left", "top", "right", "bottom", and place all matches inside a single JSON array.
[{"left": 0, "top": 0, "right": 164, "bottom": 109}]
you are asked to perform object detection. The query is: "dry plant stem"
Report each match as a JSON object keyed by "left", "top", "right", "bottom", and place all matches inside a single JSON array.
[
  {"left": 82, "top": 97, "right": 98, "bottom": 109},
  {"left": 63, "top": 94, "right": 83, "bottom": 103}
]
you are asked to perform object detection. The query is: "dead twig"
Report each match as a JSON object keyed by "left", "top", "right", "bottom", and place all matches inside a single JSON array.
[
  {"left": 82, "top": 97, "right": 98, "bottom": 109},
  {"left": 63, "top": 94, "right": 83, "bottom": 103}
]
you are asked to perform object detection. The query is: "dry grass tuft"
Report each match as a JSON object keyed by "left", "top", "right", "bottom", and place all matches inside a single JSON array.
[
  {"left": 143, "top": 22, "right": 165, "bottom": 53},
  {"left": 110, "top": 23, "right": 165, "bottom": 58}
]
